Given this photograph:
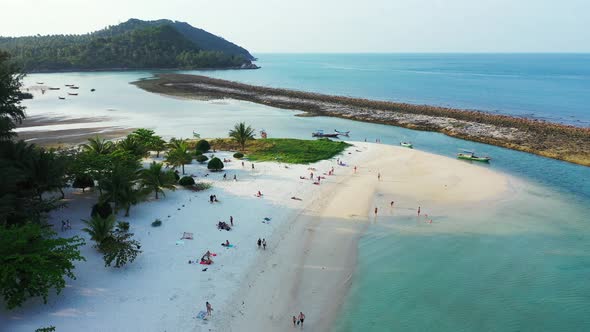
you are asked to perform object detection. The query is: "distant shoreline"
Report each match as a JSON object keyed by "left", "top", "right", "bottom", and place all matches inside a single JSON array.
[
  {"left": 133, "top": 74, "right": 590, "bottom": 167},
  {"left": 25, "top": 64, "right": 260, "bottom": 74}
]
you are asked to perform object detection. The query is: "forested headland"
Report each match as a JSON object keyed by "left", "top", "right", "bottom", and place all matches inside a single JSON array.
[{"left": 0, "top": 19, "right": 258, "bottom": 72}]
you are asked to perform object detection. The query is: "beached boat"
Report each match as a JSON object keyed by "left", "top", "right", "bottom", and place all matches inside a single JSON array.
[
  {"left": 334, "top": 129, "right": 350, "bottom": 136},
  {"left": 91, "top": 88, "right": 96, "bottom": 92},
  {"left": 49, "top": 87, "right": 60, "bottom": 90},
  {"left": 70, "top": 86, "right": 79, "bottom": 89},
  {"left": 457, "top": 150, "right": 491, "bottom": 162},
  {"left": 65, "top": 84, "right": 74, "bottom": 87},
  {"left": 68, "top": 93, "right": 78, "bottom": 96},
  {"left": 58, "top": 97, "right": 66, "bottom": 100},
  {"left": 36, "top": 82, "right": 44, "bottom": 84},
  {"left": 400, "top": 142, "right": 413, "bottom": 148},
  {"left": 312, "top": 130, "right": 339, "bottom": 138}
]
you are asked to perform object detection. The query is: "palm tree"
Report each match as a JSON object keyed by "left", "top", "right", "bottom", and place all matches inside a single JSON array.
[
  {"left": 117, "top": 135, "right": 148, "bottom": 158},
  {"left": 99, "top": 163, "right": 142, "bottom": 216},
  {"left": 229, "top": 122, "right": 255, "bottom": 151},
  {"left": 165, "top": 139, "right": 192, "bottom": 174},
  {"left": 140, "top": 162, "right": 176, "bottom": 199},
  {"left": 130, "top": 129, "right": 165, "bottom": 157},
  {"left": 81, "top": 136, "right": 114, "bottom": 155},
  {"left": 82, "top": 214, "right": 116, "bottom": 244}
]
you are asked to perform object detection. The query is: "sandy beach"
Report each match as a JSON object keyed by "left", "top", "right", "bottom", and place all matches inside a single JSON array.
[{"left": 0, "top": 142, "right": 510, "bottom": 331}]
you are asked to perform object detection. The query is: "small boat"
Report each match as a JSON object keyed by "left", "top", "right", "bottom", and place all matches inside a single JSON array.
[
  {"left": 312, "top": 130, "right": 339, "bottom": 138},
  {"left": 90, "top": 88, "right": 96, "bottom": 92},
  {"left": 65, "top": 84, "right": 74, "bottom": 87},
  {"left": 49, "top": 87, "right": 60, "bottom": 90},
  {"left": 36, "top": 82, "right": 44, "bottom": 84},
  {"left": 70, "top": 86, "right": 79, "bottom": 89},
  {"left": 58, "top": 97, "right": 66, "bottom": 100},
  {"left": 334, "top": 129, "right": 350, "bottom": 136},
  {"left": 457, "top": 150, "right": 491, "bottom": 162},
  {"left": 68, "top": 93, "right": 78, "bottom": 96},
  {"left": 400, "top": 142, "right": 413, "bottom": 148}
]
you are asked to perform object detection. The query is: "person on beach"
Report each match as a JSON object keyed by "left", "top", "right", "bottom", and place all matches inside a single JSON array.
[
  {"left": 257, "top": 191, "right": 262, "bottom": 197},
  {"left": 310, "top": 172, "right": 314, "bottom": 180},
  {"left": 230, "top": 216, "right": 234, "bottom": 226},
  {"left": 206, "top": 301, "right": 213, "bottom": 316},
  {"left": 354, "top": 166, "right": 357, "bottom": 173},
  {"left": 222, "top": 240, "right": 230, "bottom": 247},
  {"left": 209, "top": 195, "right": 214, "bottom": 203},
  {"left": 233, "top": 174, "right": 237, "bottom": 181},
  {"left": 223, "top": 173, "right": 227, "bottom": 180},
  {"left": 417, "top": 206, "right": 421, "bottom": 216},
  {"left": 213, "top": 195, "right": 219, "bottom": 202},
  {"left": 378, "top": 172, "right": 381, "bottom": 181},
  {"left": 375, "top": 207, "right": 378, "bottom": 215},
  {"left": 262, "top": 238, "right": 267, "bottom": 250},
  {"left": 252, "top": 163, "right": 255, "bottom": 170},
  {"left": 242, "top": 161, "right": 245, "bottom": 167},
  {"left": 293, "top": 315, "right": 297, "bottom": 327},
  {"left": 257, "top": 238, "right": 262, "bottom": 249},
  {"left": 390, "top": 201, "right": 394, "bottom": 207},
  {"left": 298, "top": 312, "right": 305, "bottom": 327}
]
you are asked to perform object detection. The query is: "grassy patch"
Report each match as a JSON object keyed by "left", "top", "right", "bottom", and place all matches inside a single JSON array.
[{"left": 211, "top": 138, "right": 350, "bottom": 164}]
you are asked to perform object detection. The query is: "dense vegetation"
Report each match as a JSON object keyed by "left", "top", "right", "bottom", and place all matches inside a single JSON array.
[
  {"left": 0, "top": 19, "right": 255, "bottom": 71},
  {"left": 211, "top": 137, "right": 350, "bottom": 164}
]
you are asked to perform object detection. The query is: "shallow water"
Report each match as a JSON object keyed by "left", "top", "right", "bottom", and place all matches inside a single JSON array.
[{"left": 20, "top": 58, "right": 590, "bottom": 331}]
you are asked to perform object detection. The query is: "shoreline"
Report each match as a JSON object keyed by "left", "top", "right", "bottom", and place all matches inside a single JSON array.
[
  {"left": 23, "top": 65, "right": 260, "bottom": 74},
  {"left": 132, "top": 74, "right": 590, "bottom": 167}
]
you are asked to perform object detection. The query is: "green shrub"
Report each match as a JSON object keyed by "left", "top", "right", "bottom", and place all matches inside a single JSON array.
[
  {"left": 233, "top": 152, "right": 244, "bottom": 159},
  {"left": 195, "top": 139, "right": 211, "bottom": 153},
  {"left": 152, "top": 219, "right": 162, "bottom": 227},
  {"left": 178, "top": 176, "right": 195, "bottom": 186},
  {"left": 207, "top": 157, "right": 224, "bottom": 172},
  {"left": 82, "top": 215, "right": 116, "bottom": 244},
  {"left": 116, "top": 221, "right": 130, "bottom": 232},
  {"left": 193, "top": 182, "right": 212, "bottom": 191},
  {"left": 35, "top": 327, "right": 56, "bottom": 332},
  {"left": 194, "top": 150, "right": 203, "bottom": 156},
  {"left": 91, "top": 202, "right": 113, "bottom": 219},
  {"left": 72, "top": 174, "right": 94, "bottom": 192},
  {"left": 195, "top": 155, "right": 209, "bottom": 163},
  {"left": 98, "top": 230, "right": 142, "bottom": 268}
]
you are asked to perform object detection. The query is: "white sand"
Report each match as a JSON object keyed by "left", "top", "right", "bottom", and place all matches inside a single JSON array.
[{"left": 0, "top": 143, "right": 510, "bottom": 331}]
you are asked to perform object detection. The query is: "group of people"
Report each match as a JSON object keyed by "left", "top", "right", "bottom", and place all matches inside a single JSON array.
[
  {"left": 222, "top": 173, "right": 238, "bottom": 181},
  {"left": 200, "top": 251, "right": 214, "bottom": 265},
  {"left": 209, "top": 194, "right": 219, "bottom": 203},
  {"left": 292, "top": 312, "right": 306, "bottom": 328},
  {"left": 257, "top": 238, "right": 267, "bottom": 250},
  {"left": 217, "top": 221, "right": 232, "bottom": 231},
  {"left": 60, "top": 219, "right": 72, "bottom": 231}
]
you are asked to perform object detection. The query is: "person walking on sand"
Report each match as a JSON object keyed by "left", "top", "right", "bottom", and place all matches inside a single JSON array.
[
  {"left": 310, "top": 172, "right": 314, "bottom": 180},
  {"left": 242, "top": 161, "right": 244, "bottom": 167},
  {"left": 417, "top": 206, "right": 421, "bottom": 216},
  {"left": 298, "top": 312, "right": 306, "bottom": 327},
  {"left": 354, "top": 166, "right": 357, "bottom": 173},
  {"left": 257, "top": 238, "right": 262, "bottom": 249},
  {"left": 230, "top": 216, "right": 234, "bottom": 227},
  {"left": 293, "top": 315, "right": 297, "bottom": 327},
  {"left": 390, "top": 201, "right": 394, "bottom": 207},
  {"left": 375, "top": 207, "right": 378, "bottom": 215},
  {"left": 252, "top": 163, "right": 255, "bottom": 170},
  {"left": 223, "top": 173, "right": 227, "bottom": 180},
  {"left": 233, "top": 174, "right": 237, "bottom": 181},
  {"left": 262, "top": 238, "right": 267, "bottom": 250},
  {"left": 378, "top": 172, "right": 381, "bottom": 181},
  {"left": 206, "top": 301, "right": 213, "bottom": 316}
]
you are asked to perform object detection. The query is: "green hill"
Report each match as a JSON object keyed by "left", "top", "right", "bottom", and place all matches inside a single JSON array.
[{"left": 0, "top": 19, "right": 257, "bottom": 72}]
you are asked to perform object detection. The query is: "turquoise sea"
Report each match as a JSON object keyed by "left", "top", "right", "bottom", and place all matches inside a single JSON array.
[{"left": 21, "top": 53, "right": 590, "bottom": 331}]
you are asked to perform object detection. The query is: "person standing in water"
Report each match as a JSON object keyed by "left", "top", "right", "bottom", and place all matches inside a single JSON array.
[
  {"left": 417, "top": 206, "right": 421, "bottom": 216},
  {"left": 206, "top": 301, "right": 213, "bottom": 316},
  {"left": 298, "top": 312, "right": 305, "bottom": 327},
  {"left": 374, "top": 207, "right": 378, "bottom": 215}
]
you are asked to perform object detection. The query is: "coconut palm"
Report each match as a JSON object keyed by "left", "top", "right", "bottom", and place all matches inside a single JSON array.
[
  {"left": 99, "top": 162, "right": 142, "bottom": 216},
  {"left": 140, "top": 161, "right": 176, "bottom": 199},
  {"left": 82, "top": 214, "right": 116, "bottom": 244},
  {"left": 81, "top": 136, "right": 114, "bottom": 155},
  {"left": 130, "top": 129, "right": 166, "bottom": 157},
  {"left": 229, "top": 122, "right": 255, "bottom": 151},
  {"left": 165, "top": 139, "right": 192, "bottom": 174},
  {"left": 117, "top": 135, "right": 148, "bottom": 158}
]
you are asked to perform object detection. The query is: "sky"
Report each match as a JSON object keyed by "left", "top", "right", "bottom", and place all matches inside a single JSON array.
[{"left": 1, "top": 0, "right": 589, "bottom": 53}]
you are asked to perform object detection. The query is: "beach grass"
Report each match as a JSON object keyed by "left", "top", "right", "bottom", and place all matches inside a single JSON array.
[{"left": 210, "top": 138, "right": 350, "bottom": 164}]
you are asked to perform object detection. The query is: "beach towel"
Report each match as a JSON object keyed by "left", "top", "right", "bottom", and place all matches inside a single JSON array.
[
  {"left": 181, "top": 232, "right": 193, "bottom": 240},
  {"left": 196, "top": 311, "right": 208, "bottom": 320},
  {"left": 222, "top": 244, "right": 234, "bottom": 248},
  {"left": 199, "top": 261, "right": 212, "bottom": 265}
]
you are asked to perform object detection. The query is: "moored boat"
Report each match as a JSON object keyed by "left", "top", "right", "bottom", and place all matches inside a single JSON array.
[
  {"left": 49, "top": 87, "right": 60, "bottom": 90},
  {"left": 312, "top": 130, "right": 339, "bottom": 138},
  {"left": 400, "top": 142, "right": 413, "bottom": 148},
  {"left": 58, "top": 97, "right": 66, "bottom": 100},
  {"left": 68, "top": 93, "right": 78, "bottom": 96},
  {"left": 70, "top": 86, "right": 79, "bottom": 89},
  {"left": 457, "top": 150, "right": 491, "bottom": 162},
  {"left": 334, "top": 129, "right": 350, "bottom": 136},
  {"left": 91, "top": 88, "right": 96, "bottom": 92}
]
